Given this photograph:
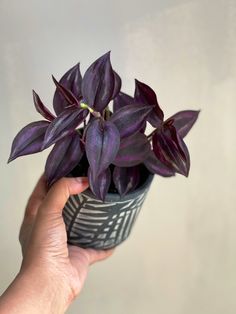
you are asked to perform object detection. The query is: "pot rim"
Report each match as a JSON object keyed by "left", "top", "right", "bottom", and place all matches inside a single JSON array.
[{"left": 82, "top": 172, "right": 154, "bottom": 202}]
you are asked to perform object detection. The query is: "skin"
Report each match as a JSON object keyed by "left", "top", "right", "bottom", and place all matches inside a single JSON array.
[{"left": 0, "top": 174, "right": 114, "bottom": 313}]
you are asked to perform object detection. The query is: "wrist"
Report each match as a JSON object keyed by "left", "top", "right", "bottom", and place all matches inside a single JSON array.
[
  {"left": 19, "top": 265, "right": 72, "bottom": 313},
  {"left": 0, "top": 266, "right": 72, "bottom": 314}
]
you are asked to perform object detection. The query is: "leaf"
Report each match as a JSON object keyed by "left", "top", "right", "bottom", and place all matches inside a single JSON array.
[
  {"left": 52, "top": 76, "right": 80, "bottom": 108},
  {"left": 85, "top": 119, "right": 120, "bottom": 179},
  {"left": 143, "top": 150, "right": 175, "bottom": 177},
  {"left": 33, "top": 90, "right": 55, "bottom": 121},
  {"left": 8, "top": 121, "right": 50, "bottom": 163},
  {"left": 113, "top": 166, "right": 140, "bottom": 196},
  {"left": 81, "top": 51, "right": 115, "bottom": 112},
  {"left": 42, "top": 108, "right": 88, "bottom": 149},
  {"left": 113, "top": 91, "right": 135, "bottom": 112},
  {"left": 88, "top": 167, "right": 111, "bottom": 201},
  {"left": 111, "top": 71, "right": 122, "bottom": 100},
  {"left": 152, "top": 127, "right": 190, "bottom": 176},
  {"left": 53, "top": 63, "right": 82, "bottom": 115},
  {"left": 165, "top": 110, "right": 200, "bottom": 138},
  {"left": 113, "top": 133, "right": 151, "bottom": 167},
  {"left": 45, "top": 132, "right": 84, "bottom": 186},
  {"left": 140, "top": 121, "right": 147, "bottom": 133},
  {"left": 110, "top": 104, "right": 152, "bottom": 138},
  {"left": 134, "top": 79, "right": 164, "bottom": 127}
]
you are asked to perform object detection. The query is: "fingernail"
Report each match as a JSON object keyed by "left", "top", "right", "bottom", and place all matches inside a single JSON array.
[{"left": 74, "top": 177, "right": 89, "bottom": 184}]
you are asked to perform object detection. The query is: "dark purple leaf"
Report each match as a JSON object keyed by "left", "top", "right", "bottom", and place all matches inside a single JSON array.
[
  {"left": 81, "top": 52, "right": 115, "bottom": 112},
  {"left": 113, "top": 91, "right": 135, "bottom": 112},
  {"left": 85, "top": 119, "right": 120, "bottom": 179},
  {"left": 165, "top": 110, "right": 200, "bottom": 138},
  {"left": 53, "top": 63, "right": 82, "bottom": 115},
  {"left": 113, "top": 133, "right": 151, "bottom": 167},
  {"left": 88, "top": 167, "right": 111, "bottom": 201},
  {"left": 134, "top": 79, "right": 164, "bottom": 127},
  {"left": 110, "top": 104, "right": 152, "bottom": 138},
  {"left": 148, "top": 112, "right": 163, "bottom": 128},
  {"left": 52, "top": 75, "right": 80, "bottom": 109},
  {"left": 33, "top": 90, "right": 55, "bottom": 121},
  {"left": 60, "top": 63, "right": 82, "bottom": 97},
  {"left": 113, "top": 166, "right": 140, "bottom": 196},
  {"left": 167, "top": 125, "right": 187, "bottom": 161},
  {"left": 42, "top": 108, "right": 88, "bottom": 149},
  {"left": 140, "top": 121, "right": 147, "bottom": 133},
  {"left": 152, "top": 127, "right": 190, "bottom": 177},
  {"left": 111, "top": 71, "right": 122, "bottom": 100},
  {"left": 143, "top": 150, "right": 175, "bottom": 177},
  {"left": 45, "top": 132, "right": 84, "bottom": 186},
  {"left": 8, "top": 121, "right": 50, "bottom": 163}
]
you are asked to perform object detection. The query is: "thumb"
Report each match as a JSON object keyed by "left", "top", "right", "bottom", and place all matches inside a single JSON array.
[{"left": 37, "top": 177, "right": 89, "bottom": 219}]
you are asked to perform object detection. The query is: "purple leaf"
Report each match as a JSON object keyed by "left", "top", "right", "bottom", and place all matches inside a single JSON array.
[
  {"left": 113, "top": 166, "right": 140, "bottom": 196},
  {"left": 134, "top": 79, "right": 164, "bottom": 127},
  {"left": 52, "top": 75, "right": 80, "bottom": 109},
  {"left": 45, "top": 132, "right": 84, "bottom": 186},
  {"left": 113, "top": 133, "right": 151, "bottom": 167},
  {"left": 42, "top": 108, "right": 88, "bottom": 149},
  {"left": 113, "top": 91, "right": 135, "bottom": 112},
  {"left": 143, "top": 150, "right": 175, "bottom": 177},
  {"left": 140, "top": 121, "right": 147, "bottom": 133},
  {"left": 165, "top": 110, "right": 200, "bottom": 138},
  {"left": 110, "top": 104, "right": 153, "bottom": 138},
  {"left": 85, "top": 119, "right": 120, "bottom": 179},
  {"left": 111, "top": 71, "right": 122, "bottom": 100},
  {"left": 53, "top": 63, "right": 82, "bottom": 115},
  {"left": 88, "top": 167, "right": 111, "bottom": 201},
  {"left": 81, "top": 52, "right": 115, "bottom": 112},
  {"left": 60, "top": 63, "right": 82, "bottom": 97},
  {"left": 152, "top": 127, "right": 190, "bottom": 177},
  {"left": 8, "top": 121, "right": 50, "bottom": 163},
  {"left": 33, "top": 90, "right": 55, "bottom": 121}
]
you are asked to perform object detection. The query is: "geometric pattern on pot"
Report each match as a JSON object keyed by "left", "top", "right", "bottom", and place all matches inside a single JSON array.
[{"left": 62, "top": 189, "right": 149, "bottom": 249}]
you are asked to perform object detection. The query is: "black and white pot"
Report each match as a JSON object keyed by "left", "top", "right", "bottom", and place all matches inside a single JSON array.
[{"left": 62, "top": 172, "right": 154, "bottom": 250}]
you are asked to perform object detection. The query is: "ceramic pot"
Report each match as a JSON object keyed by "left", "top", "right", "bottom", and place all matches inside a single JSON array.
[{"left": 62, "top": 172, "right": 154, "bottom": 249}]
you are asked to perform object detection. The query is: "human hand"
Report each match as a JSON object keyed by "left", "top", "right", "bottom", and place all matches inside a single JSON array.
[{"left": 0, "top": 175, "right": 114, "bottom": 314}]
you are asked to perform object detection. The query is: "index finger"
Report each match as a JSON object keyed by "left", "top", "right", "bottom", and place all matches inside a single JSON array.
[{"left": 37, "top": 177, "right": 89, "bottom": 218}]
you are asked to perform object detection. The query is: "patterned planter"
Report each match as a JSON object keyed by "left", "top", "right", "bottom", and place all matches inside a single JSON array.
[{"left": 62, "top": 172, "right": 154, "bottom": 249}]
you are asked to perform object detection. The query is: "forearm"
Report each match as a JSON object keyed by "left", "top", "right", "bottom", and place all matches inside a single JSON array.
[{"left": 0, "top": 268, "right": 70, "bottom": 314}]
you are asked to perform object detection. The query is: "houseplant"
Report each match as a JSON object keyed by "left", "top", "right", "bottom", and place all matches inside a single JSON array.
[{"left": 8, "top": 52, "right": 199, "bottom": 249}]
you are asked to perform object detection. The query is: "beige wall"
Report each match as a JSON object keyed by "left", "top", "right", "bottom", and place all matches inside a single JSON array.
[{"left": 0, "top": 0, "right": 236, "bottom": 313}]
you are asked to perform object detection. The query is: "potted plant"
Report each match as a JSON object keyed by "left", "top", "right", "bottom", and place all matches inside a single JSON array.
[{"left": 8, "top": 52, "right": 199, "bottom": 249}]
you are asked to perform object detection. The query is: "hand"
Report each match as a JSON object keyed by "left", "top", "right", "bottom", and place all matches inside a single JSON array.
[{"left": 0, "top": 175, "right": 114, "bottom": 314}]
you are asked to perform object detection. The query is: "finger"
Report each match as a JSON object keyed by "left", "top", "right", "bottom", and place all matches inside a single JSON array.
[
  {"left": 37, "top": 177, "right": 89, "bottom": 219},
  {"left": 86, "top": 248, "right": 115, "bottom": 265},
  {"left": 19, "top": 221, "right": 34, "bottom": 256},
  {"left": 24, "top": 173, "right": 48, "bottom": 219},
  {"left": 68, "top": 246, "right": 114, "bottom": 273},
  {"left": 20, "top": 173, "right": 47, "bottom": 252}
]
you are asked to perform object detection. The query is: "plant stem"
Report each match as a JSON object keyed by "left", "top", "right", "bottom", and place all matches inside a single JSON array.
[
  {"left": 75, "top": 128, "right": 85, "bottom": 145},
  {"left": 147, "top": 129, "right": 157, "bottom": 139},
  {"left": 76, "top": 128, "right": 82, "bottom": 136},
  {"left": 105, "top": 107, "right": 110, "bottom": 120},
  {"left": 80, "top": 138, "right": 85, "bottom": 145},
  {"left": 80, "top": 102, "right": 101, "bottom": 118},
  {"left": 83, "top": 119, "right": 87, "bottom": 129}
]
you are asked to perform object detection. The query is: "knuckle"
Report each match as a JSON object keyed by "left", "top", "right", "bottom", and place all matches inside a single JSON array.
[{"left": 51, "top": 178, "right": 71, "bottom": 202}]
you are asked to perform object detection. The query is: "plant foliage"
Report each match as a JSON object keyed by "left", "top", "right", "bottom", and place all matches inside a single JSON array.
[{"left": 8, "top": 52, "right": 200, "bottom": 200}]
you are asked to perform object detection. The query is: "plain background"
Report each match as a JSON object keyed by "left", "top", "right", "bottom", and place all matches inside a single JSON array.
[{"left": 0, "top": 0, "right": 236, "bottom": 313}]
